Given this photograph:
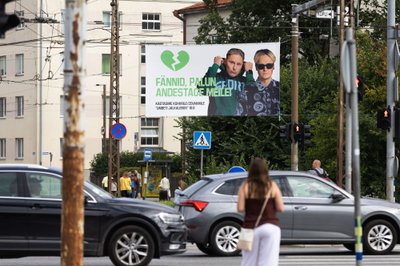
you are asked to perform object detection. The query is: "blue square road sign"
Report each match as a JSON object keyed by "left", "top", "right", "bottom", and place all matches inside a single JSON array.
[{"left": 193, "top": 131, "right": 211, "bottom": 149}]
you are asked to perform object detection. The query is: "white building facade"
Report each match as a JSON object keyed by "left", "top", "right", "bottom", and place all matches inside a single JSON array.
[{"left": 0, "top": 0, "right": 197, "bottom": 174}]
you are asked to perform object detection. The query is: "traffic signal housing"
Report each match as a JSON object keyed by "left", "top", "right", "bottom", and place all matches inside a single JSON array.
[
  {"left": 279, "top": 123, "right": 291, "bottom": 142},
  {"left": 293, "top": 123, "right": 303, "bottom": 142},
  {"left": 377, "top": 107, "right": 391, "bottom": 130},
  {"left": 356, "top": 75, "right": 364, "bottom": 102},
  {"left": 395, "top": 107, "right": 400, "bottom": 141},
  {"left": 301, "top": 124, "right": 312, "bottom": 149},
  {"left": 0, "top": 1, "right": 20, "bottom": 37}
]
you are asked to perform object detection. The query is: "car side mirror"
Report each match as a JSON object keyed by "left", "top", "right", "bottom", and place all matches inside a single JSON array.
[{"left": 330, "top": 193, "right": 346, "bottom": 203}]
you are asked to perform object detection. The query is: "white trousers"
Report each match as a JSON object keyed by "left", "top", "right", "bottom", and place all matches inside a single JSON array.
[{"left": 241, "top": 223, "right": 281, "bottom": 266}]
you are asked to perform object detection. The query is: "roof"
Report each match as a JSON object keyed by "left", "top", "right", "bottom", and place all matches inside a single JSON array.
[{"left": 174, "top": 0, "right": 232, "bottom": 15}]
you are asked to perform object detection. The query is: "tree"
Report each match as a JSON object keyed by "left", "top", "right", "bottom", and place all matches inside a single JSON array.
[{"left": 195, "top": 0, "right": 334, "bottom": 64}]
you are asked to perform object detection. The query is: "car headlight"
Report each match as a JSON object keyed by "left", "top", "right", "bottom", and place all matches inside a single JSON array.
[{"left": 158, "top": 212, "right": 184, "bottom": 225}]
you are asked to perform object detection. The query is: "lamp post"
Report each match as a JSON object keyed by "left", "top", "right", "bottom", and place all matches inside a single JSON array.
[{"left": 96, "top": 84, "right": 107, "bottom": 153}]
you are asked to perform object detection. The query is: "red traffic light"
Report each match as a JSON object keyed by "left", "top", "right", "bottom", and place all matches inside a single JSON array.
[{"left": 384, "top": 109, "right": 389, "bottom": 118}]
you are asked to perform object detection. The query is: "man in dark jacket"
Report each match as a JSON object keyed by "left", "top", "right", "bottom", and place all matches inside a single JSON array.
[{"left": 203, "top": 48, "right": 254, "bottom": 116}]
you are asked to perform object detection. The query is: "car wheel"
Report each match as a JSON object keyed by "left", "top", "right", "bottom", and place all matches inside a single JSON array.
[
  {"left": 210, "top": 221, "right": 241, "bottom": 256},
  {"left": 108, "top": 225, "right": 155, "bottom": 266},
  {"left": 196, "top": 243, "right": 215, "bottom": 256},
  {"left": 364, "top": 219, "right": 397, "bottom": 255}
]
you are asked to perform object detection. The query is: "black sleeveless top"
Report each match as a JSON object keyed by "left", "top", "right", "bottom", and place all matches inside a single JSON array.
[{"left": 242, "top": 197, "right": 279, "bottom": 228}]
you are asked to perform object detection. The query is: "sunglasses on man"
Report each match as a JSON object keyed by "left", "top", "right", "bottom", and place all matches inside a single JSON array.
[{"left": 256, "top": 63, "right": 274, "bottom": 70}]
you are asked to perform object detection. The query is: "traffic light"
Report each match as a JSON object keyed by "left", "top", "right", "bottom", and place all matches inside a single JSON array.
[
  {"left": 395, "top": 107, "right": 400, "bottom": 141},
  {"left": 0, "top": 1, "right": 20, "bottom": 37},
  {"left": 279, "top": 123, "right": 291, "bottom": 141},
  {"left": 293, "top": 123, "right": 303, "bottom": 142},
  {"left": 356, "top": 75, "right": 364, "bottom": 101},
  {"left": 302, "top": 124, "right": 312, "bottom": 147},
  {"left": 377, "top": 106, "right": 391, "bottom": 130}
]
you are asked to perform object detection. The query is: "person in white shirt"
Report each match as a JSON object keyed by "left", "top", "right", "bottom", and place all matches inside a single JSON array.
[
  {"left": 101, "top": 176, "right": 109, "bottom": 190},
  {"left": 308, "top": 160, "right": 329, "bottom": 180},
  {"left": 159, "top": 176, "right": 170, "bottom": 201}
]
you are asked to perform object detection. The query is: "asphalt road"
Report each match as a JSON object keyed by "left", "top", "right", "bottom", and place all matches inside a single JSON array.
[{"left": 0, "top": 244, "right": 399, "bottom": 266}]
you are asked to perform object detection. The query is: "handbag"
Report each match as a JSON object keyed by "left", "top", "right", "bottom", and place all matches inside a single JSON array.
[{"left": 237, "top": 190, "right": 271, "bottom": 251}]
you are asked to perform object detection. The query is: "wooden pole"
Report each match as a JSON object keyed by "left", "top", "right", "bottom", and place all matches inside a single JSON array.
[{"left": 61, "top": 0, "right": 86, "bottom": 265}]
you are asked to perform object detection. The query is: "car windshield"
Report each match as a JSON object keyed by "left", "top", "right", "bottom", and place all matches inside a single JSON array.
[
  {"left": 85, "top": 180, "right": 113, "bottom": 199},
  {"left": 181, "top": 178, "right": 211, "bottom": 197}
]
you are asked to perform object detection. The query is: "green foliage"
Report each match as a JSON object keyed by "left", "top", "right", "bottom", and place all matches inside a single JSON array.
[
  {"left": 89, "top": 152, "right": 182, "bottom": 178},
  {"left": 195, "top": 0, "right": 333, "bottom": 64}
]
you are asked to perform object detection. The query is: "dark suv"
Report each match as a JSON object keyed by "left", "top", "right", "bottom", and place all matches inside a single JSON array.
[{"left": 0, "top": 164, "right": 187, "bottom": 266}]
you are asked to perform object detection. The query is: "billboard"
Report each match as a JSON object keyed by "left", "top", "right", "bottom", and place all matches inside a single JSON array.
[{"left": 146, "top": 42, "right": 280, "bottom": 117}]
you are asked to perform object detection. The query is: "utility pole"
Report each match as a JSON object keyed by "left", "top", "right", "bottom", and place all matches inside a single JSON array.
[
  {"left": 61, "top": 0, "right": 86, "bottom": 265},
  {"left": 337, "top": 0, "right": 345, "bottom": 188},
  {"left": 386, "top": 0, "right": 396, "bottom": 202},
  {"left": 96, "top": 84, "right": 107, "bottom": 153},
  {"left": 173, "top": 11, "right": 187, "bottom": 176},
  {"left": 39, "top": 0, "right": 43, "bottom": 165},
  {"left": 108, "top": 0, "right": 121, "bottom": 195},
  {"left": 291, "top": 9, "right": 299, "bottom": 171},
  {"left": 344, "top": 0, "right": 352, "bottom": 193}
]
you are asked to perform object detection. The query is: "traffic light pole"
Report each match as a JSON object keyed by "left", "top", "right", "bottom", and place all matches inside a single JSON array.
[
  {"left": 386, "top": 0, "right": 396, "bottom": 202},
  {"left": 291, "top": 11, "right": 299, "bottom": 171}
]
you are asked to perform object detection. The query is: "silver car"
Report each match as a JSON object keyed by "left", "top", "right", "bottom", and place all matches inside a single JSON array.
[{"left": 175, "top": 171, "right": 400, "bottom": 256}]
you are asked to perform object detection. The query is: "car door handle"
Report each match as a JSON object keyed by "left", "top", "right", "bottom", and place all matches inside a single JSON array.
[
  {"left": 294, "top": 206, "right": 308, "bottom": 211},
  {"left": 31, "top": 203, "right": 42, "bottom": 209}
]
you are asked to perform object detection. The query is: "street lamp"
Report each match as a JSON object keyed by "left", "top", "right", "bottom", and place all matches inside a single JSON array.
[{"left": 96, "top": 84, "right": 107, "bottom": 153}]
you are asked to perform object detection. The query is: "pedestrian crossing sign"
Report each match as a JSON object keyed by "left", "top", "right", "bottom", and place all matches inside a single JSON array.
[{"left": 193, "top": 131, "right": 211, "bottom": 149}]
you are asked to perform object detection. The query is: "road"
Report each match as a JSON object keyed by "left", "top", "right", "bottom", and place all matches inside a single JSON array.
[{"left": 0, "top": 244, "right": 399, "bottom": 266}]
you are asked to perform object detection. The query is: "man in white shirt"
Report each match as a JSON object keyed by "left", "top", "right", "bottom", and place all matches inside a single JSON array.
[
  {"left": 159, "top": 176, "right": 170, "bottom": 201},
  {"left": 308, "top": 160, "right": 329, "bottom": 180},
  {"left": 101, "top": 176, "right": 109, "bottom": 190}
]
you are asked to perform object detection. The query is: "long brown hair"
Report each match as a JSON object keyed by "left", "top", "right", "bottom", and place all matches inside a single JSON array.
[{"left": 246, "top": 157, "right": 272, "bottom": 198}]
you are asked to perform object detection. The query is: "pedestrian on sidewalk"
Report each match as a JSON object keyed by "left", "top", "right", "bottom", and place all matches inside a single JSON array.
[{"left": 237, "top": 157, "right": 284, "bottom": 266}]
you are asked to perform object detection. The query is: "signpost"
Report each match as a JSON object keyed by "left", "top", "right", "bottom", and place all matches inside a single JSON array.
[
  {"left": 228, "top": 166, "right": 246, "bottom": 173},
  {"left": 110, "top": 123, "right": 127, "bottom": 140},
  {"left": 341, "top": 28, "right": 362, "bottom": 266},
  {"left": 143, "top": 148, "right": 152, "bottom": 199},
  {"left": 193, "top": 131, "right": 211, "bottom": 177}
]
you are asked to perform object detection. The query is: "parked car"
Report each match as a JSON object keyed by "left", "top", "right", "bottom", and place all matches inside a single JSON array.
[
  {"left": 0, "top": 164, "right": 187, "bottom": 266},
  {"left": 175, "top": 171, "right": 400, "bottom": 256}
]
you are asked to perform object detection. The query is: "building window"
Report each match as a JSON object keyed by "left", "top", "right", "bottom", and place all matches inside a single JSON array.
[
  {"left": 140, "top": 118, "right": 159, "bottom": 146},
  {"left": 15, "top": 10, "right": 25, "bottom": 29},
  {"left": 0, "top": 138, "right": 5, "bottom": 159},
  {"left": 102, "top": 11, "right": 122, "bottom": 29},
  {"left": 16, "top": 96, "right": 24, "bottom": 117},
  {"left": 141, "top": 44, "right": 146, "bottom": 63},
  {"left": 0, "top": 56, "right": 6, "bottom": 76},
  {"left": 102, "top": 54, "right": 122, "bottom": 75},
  {"left": 15, "top": 54, "right": 24, "bottom": 75},
  {"left": 60, "top": 10, "right": 65, "bottom": 34},
  {"left": 60, "top": 95, "right": 66, "bottom": 116},
  {"left": 142, "top": 13, "right": 160, "bottom": 31},
  {"left": 141, "top": 76, "right": 146, "bottom": 104},
  {"left": 15, "top": 138, "right": 24, "bottom": 159},
  {"left": 60, "top": 138, "right": 64, "bottom": 158},
  {"left": 0, "top": 97, "right": 5, "bottom": 118}
]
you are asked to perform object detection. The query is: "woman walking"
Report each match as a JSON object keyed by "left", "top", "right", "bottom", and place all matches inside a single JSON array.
[{"left": 237, "top": 157, "right": 284, "bottom": 266}]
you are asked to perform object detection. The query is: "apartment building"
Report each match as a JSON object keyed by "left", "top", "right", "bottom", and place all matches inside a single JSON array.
[{"left": 0, "top": 0, "right": 197, "bottom": 175}]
